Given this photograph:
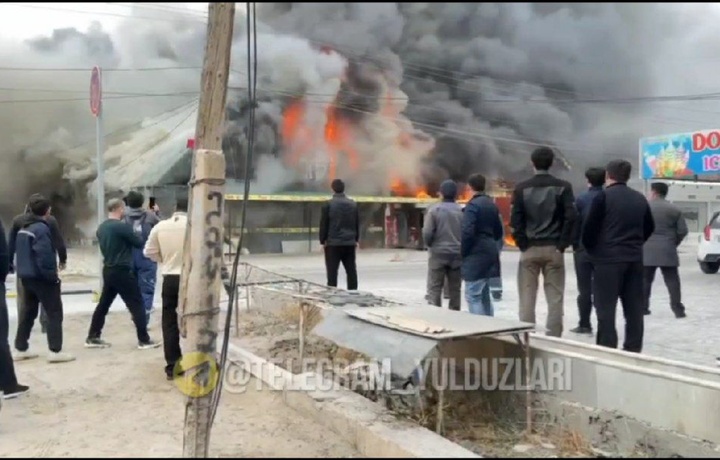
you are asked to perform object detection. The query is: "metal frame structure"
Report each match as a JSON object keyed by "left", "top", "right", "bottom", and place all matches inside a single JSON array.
[{"left": 230, "top": 262, "right": 536, "bottom": 435}]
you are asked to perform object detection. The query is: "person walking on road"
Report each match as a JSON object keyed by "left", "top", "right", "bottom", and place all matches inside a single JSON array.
[
  {"left": 85, "top": 198, "right": 160, "bottom": 350},
  {"left": 569, "top": 167, "right": 606, "bottom": 335},
  {"left": 510, "top": 147, "right": 576, "bottom": 336},
  {"left": 423, "top": 180, "right": 463, "bottom": 311},
  {"left": 143, "top": 195, "right": 187, "bottom": 380},
  {"left": 0, "top": 217, "right": 29, "bottom": 399},
  {"left": 8, "top": 194, "right": 67, "bottom": 335},
  {"left": 123, "top": 191, "right": 160, "bottom": 323},
  {"left": 13, "top": 197, "right": 75, "bottom": 363},
  {"left": 582, "top": 160, "right": 654, "bottom": 353},
  {"left": 642, "top": 182, "right": 688, "bottom": 318},
  {"left": 462, "top": 174, "right": 504, "bottom": 316},
  {"left": 320, "top": 179, "right": 360, "bottom": 290}
]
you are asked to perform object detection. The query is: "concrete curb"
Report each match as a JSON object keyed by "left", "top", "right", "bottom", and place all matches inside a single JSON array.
[{"left": 226, "top": 343, "right": 480, "bottom": 458}]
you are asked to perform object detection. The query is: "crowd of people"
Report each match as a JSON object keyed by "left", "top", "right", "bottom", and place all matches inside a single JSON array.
[
  {"left": 0, "top": 191, "right": 189, "bottom": 400},
  {"left": 320, "top": 147, "right": 690, "bottom": 357}
]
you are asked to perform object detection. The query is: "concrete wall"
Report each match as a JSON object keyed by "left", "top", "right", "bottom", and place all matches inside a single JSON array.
[
  {"left": 250, "top": 285, "right": 720, "bottom": 455},
  {"left": 437, "top": 334, "right": 720, "bottom": 453}
]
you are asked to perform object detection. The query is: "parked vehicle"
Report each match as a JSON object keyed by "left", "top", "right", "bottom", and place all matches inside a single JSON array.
[{"left": 697, "top": 211, "right": 720, "bottom": 274}]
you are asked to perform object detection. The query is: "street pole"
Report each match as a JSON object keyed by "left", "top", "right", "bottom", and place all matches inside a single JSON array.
[
  {"left": 179, "top": 3, "right": 235, "bottom": 458},
  {"left": 91, "top": 66, "right": 105, "bottom": 300}
]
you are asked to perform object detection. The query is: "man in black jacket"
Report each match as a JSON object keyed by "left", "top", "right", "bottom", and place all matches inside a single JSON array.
[
  {"left": 320, "top": 179, "right": 360, "bottom": 290},
  {"left": 13, "top": 197, "right": 74, "bottom": 363},
  {"left": 0, "top": 217, "right": 29, "bottom": 398},
  {"left": 510, "top": 147, "right": 576, "bottom": 337},
  {"left": 581, "top": 159, "right": 654, "bottom": 353},
  {"left": 8, "top": 194, "right": 67, "bottom": 334},
  {"left": 569, "top": 167, "right": 605, "bottom": 335}
]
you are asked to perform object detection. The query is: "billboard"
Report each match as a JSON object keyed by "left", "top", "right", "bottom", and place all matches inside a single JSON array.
[{"left": 640, "top": 129, "right": 720, "bottom": 180}]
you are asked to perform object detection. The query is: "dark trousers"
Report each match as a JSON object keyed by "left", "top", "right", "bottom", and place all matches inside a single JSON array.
[
  {"left": 88, "top": 267, "right": 150, "bottom": 343},
  {"left": 643, "top": 266, "right": 684, "bottom": 313},
  {"left": 15, "top": 278, "right": 63, "bottom": 353},
  {"left": 161, "top": 275, "right": 182, "bottom": 376},
  {"left": 593, "top": 261, "right": 644, "bottom": 353},
  {"left": 573, "top": 250, "right": 594, "bottom": 329},
  {"left": 325, "top": 245, "right": 358, "bottom": 290},
  {"left": 427, "top": 257, "right": 462, "bottom": 311},
  {"left": 0, "top": 283, "right": 19, "bottom": 391},
  {"left": 16, "top": 278, "right": 47, "bottom": 332}
]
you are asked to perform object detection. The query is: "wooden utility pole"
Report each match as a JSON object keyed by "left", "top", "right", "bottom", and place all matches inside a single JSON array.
[{"left": 179, "top": 2, "right": 235, "bottom": 458}]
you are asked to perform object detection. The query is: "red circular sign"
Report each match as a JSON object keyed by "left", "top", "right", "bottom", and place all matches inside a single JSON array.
[{"left": 90, "top": 66, "right": 102, "bottom": 117}]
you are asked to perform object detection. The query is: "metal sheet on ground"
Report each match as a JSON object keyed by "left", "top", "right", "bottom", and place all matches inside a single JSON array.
[
  {"left": 344, "top": 305, "right": 535, "bottom": 340},
  {"left": 313, "top": 310, "right": 438, "bottom": 378}
]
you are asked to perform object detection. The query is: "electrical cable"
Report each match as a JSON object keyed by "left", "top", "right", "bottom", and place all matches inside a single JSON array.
[{"left": 209, "top": 1, "right": 258, "bottom": 426}]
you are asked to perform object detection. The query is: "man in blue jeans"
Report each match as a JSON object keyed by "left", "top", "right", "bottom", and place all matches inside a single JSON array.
[
  {"left": 461, "top": 174, "right": 504, "bottom": 316},
  {"left": 124, "top": 191, "right": 160, "bottom": 323}
]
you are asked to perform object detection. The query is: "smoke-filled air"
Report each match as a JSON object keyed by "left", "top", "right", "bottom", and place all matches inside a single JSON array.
[{"left": 4, "top": 3, "right": 720, "bottom": 238}]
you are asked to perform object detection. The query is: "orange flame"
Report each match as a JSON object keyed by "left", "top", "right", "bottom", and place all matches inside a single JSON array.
[{"left": 281, "top": 98, "right": 359, "bottom": 184}]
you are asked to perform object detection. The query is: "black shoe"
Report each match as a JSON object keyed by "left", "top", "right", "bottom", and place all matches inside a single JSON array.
[
  {"left": 673, "top": 310, "right": 687, "bottom": 319},
  {"left": 570, "top": 326, "right": 593, "bottom": 335},
  {"left": 2, "top": 384, "right": 30, "bottom": 399},
  {"left": 85, "top": 337, "right": 112, "bottom": 349},
  {"left": 138, "top": 339, "right": 162, "bottom": 350},
  {"left": 492, "top": 292, "right": 502, "bottom": 301}
]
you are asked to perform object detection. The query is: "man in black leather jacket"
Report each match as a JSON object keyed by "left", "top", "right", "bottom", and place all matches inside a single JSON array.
[
  {"left": 510, "top": 147, "right": 576, "bottom": 337},
  {"left": 319, "top": 179, "right": 360, "bottom": 290}
]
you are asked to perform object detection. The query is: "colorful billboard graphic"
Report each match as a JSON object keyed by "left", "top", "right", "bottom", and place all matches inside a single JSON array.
[{"left": 640, "top": 130, "right": 720, "bottom": 180}]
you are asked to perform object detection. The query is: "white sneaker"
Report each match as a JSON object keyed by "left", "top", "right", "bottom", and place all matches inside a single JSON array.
[
  {"left": 13, "top": 350, "right": 39, "bottom": 362},
  {"left": 47, "top": 352, "right": 76, "bottom": 364}
]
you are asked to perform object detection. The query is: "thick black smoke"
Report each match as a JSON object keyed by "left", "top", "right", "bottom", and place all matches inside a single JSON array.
[
  {"left": 7, "top": 3, "right": 720, "bottom": 237},
  {"left": 252, "top": 3, "right": 720, "bottom": 186}
]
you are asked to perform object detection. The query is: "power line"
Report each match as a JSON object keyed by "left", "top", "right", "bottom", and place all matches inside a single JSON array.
[
  {"left": 0, "top": 66, "right": 201, "bottom": 72},
  {"left": 211, "top": 0, "right": 256, "bottom": 427},
  {"left": 0, "top": 92, "right": 198, "bottom": 104},
  {"left": 3, "top": 3, "right": 207, "bottom": 24},
  {"left": 115, "top": 101, "right": 198, "bottom": 171},
  {"left": 58, "top": 98, "right": 198, "bottom": 154}
]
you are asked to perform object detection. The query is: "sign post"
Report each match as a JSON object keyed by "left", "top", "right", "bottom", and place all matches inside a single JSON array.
[{"left": 91, "top": 66, "right": 104, "bottom": 301}]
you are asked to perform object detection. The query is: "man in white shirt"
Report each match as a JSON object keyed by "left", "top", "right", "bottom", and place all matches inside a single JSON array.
[{"left": 143, "top": 196, "right": 187, "bottom": 380}]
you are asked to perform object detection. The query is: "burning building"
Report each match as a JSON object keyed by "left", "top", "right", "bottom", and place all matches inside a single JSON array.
[{"left": 129, "top": 44, "right": 517, "bottom": 254}]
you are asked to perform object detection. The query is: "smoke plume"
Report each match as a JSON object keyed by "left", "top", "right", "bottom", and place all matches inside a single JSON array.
[{"left": 5, "top": 3, "right": 720, "bottom": 237}]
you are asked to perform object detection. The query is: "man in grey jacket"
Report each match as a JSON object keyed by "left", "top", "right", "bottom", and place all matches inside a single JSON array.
[
  {"left": 422, "top": 180, "right": 463, "bottom": 311},
  {"left": 643, "top": 182, "right": 688, "bottom": 318}
]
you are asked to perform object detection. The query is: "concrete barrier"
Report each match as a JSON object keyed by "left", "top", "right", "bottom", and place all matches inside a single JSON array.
[{"left": 227, "top": 343, "right": 480, "bottom": 458}]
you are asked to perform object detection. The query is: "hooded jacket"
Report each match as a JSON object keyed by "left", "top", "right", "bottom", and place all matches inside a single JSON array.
[{"left": 123, "top": 207, "right": 160, "bottom": 270}]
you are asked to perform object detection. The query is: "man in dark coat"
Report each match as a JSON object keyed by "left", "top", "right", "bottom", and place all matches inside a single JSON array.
[
  {"left": 569, "top": 167, "right": 605, "bottom": 335},
  {"left": 320, "top": 179, "right": 360, "bottom": 290},
  {"left": 8, "top": 194, "right": 67, "bottom": 334},
  {"left": 13, "top": 197, "right": 75, "bottom": 363},
  {"left": 642, "top": 182, "right": 688, "bottom": 318},
  {"left": 423, "top": 180, "right": 463, "bottom": 310},
  {"left": 581, "top": 160, "right": 654, "bottom": 353},
  {"left": 0, "top": 217, "right": 29, "bottom": 398},
  {"left": 461, "top": 174, "right": 504, "bottom": 316},
  {"left": 511, "top": 147, "right": 576, "bottom": 337}
]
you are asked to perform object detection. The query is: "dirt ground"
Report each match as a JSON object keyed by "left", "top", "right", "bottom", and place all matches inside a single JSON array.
[{"left": 0, "top": 312, "right": 358, "bottom": 458}]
